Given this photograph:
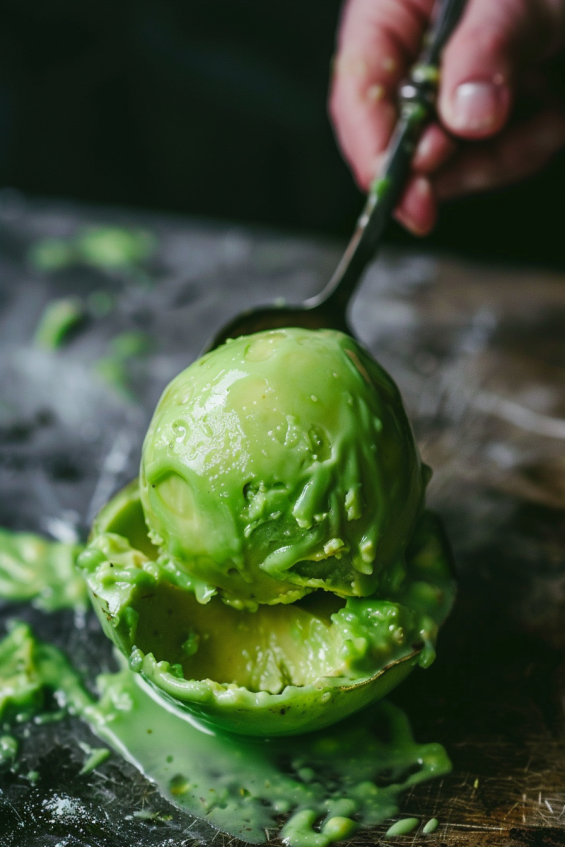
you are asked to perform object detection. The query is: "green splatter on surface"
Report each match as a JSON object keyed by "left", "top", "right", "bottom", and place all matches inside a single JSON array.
[
  {"left": 78, "top": 742, "right": 111, "bottom": 775},
  {"left": 0, "top": 619, "right": 451, "bottom": 847},
  {"left": 76, "top": 226, "right": 156, "bottom": 271},
  {"left": 34, "top": 297, "right": 86, "bottom": 349},
  {"left": 0, "top": 528, "right": 87, "bottom": 611},
  {"left": 0, "top": 734, "right": 18, "bottom": 765},
  {"left": 385, "top": 817, "right": 420, "bottom": 837},
  {"left": 28, "top": 226, "right": 156, "bottom": 274},
  {"left": 423, "top": 817, "right": 439, "bottom": 834},
  {"left": 0, "top": 622, "right": 91, "bottom": 722},
  {"left": 0, "top": 527, "right": 452, "bottom": 847}
]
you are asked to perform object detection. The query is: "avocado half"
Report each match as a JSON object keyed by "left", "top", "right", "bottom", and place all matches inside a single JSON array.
[{"left": 78, "top": 481, "right": 455, "bottom": 736}]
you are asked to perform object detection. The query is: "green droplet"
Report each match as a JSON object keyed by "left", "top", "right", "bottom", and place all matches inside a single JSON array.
[
  {"left": 423, "top": 817, "right": 439, "bottom": 834},
  {"left": 34, "top": 297, "right": 86, "bottom": 349},
  {"left": 385, "top": 817, "right": 419, "bottom": 837},
  {"left": 78, "top": 742, "right": 111, "bottom": 774},
  {"left": 322, "top": 816, "right": 358, "bottom": 841},
  {"left": 0, "top": 734, "right": 18, "bottom": 764}
]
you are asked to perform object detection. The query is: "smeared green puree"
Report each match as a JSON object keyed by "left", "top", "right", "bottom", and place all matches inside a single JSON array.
[
  {"left": 0, "top": 528, "right": 87, "bottom": 611},
  {"left": 0, "top": 621, "right": 450, "bottom": 846},
  {"left": 0, "top": 529, "right": 452, "bottom": 844}
]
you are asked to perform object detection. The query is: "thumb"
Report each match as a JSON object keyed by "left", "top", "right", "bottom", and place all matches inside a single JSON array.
[{"left": 438, "top": 0, "right": 564, "bottom": 138}]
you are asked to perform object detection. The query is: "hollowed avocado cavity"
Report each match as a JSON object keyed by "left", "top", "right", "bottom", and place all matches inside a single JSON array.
[
  {"left": 132, "top": 582, "right": 345, "bottom": 694},
  {"left": 78, "top": 480, "right": 455, "bottom": 735}
]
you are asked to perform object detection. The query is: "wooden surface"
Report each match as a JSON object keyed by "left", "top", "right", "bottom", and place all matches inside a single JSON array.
[{"left": 0, "top": 193, "right": 564, "bottom": 845}]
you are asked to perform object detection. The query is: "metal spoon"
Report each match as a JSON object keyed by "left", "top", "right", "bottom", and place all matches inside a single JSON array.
[{"left": 204, "top": 0, "right": 467, "bottom": 354}]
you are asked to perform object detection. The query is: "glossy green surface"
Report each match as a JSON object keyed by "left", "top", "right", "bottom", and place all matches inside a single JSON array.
[
  {"left": 0, "top": 622, "right": 91, "bottom": 722},
  {"left": 89, "top": 670, "right": 450, "bottom": 847},
  {"left": 140, "top": 328, "right": 428, "bottom": 609},
  {"left": 79, "top": 483, "right": 455, "bottom": 735},
  {"left": 0, "top": 619, "right": 451, "bottom": 847},
  {"left": 0, "top": 528, "right": 87, "bottom": 611}
]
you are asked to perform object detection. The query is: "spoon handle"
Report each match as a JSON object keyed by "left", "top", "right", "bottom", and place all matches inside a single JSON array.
[{"left": 309, "top": 0, "right": 468, "bottom": 314}]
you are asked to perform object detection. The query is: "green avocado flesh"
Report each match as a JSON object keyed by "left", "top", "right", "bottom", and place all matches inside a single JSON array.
[
  {"left": 139, "top": 329, "right": 428, "bottom": 609},
  {"left": 77, "top": 328, "right": 455, "bottom": 735},
  {"left": 79, "top": 481, "right": 454, "bottom": 735}
]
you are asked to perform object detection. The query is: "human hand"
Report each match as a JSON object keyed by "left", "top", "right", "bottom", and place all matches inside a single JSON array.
[{"left": 330, "top": 0, "right": 565, "bottom": 234}]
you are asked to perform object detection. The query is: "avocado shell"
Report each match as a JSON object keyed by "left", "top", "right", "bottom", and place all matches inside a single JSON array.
[{"left": 81, "top": 481, "right": 454, "bottom": 736}]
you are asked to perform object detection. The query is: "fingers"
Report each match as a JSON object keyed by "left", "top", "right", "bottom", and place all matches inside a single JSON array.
[
  {"left": 330, "top": 0, "right": 565, "bottom": 237},
  {"left": 329, "top": 0, "right": 435, "bottom": 189},
  {"left": 435, "top": 107, "right": 565, "bottom": 199},
  {"left": 394, "top": 176, "right": 437, "bottom": 235},
  {"left": 438, "top": 0, "right": 565, "bottom": 139},
  {"left": 412, "top": 123, "right": 458, "bottom": 172},
  {"left": 395, "top": 107, "right": 565, "bottom": 235}
]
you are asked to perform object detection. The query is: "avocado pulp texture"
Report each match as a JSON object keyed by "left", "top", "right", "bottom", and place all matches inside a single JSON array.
[
  {"left": 78, "top": 482, "right": 455, "bottom": 734},
  {"left": 139, "top": 329, "right": 428, "bottom": 609}
]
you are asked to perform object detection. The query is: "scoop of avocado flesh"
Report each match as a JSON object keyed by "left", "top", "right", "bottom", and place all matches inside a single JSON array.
[
  {"left": 78, "top": 329, "right": 456, "bottom": 735},
  {"left": 79, "top": 486, "right": 454, "bottom": 737}
]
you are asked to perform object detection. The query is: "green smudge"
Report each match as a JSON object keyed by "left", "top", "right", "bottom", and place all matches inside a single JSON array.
[
  {"left": 370, "top": 176, "right": 391, "bottom": 201},
  {"left": 34, "top": 297, "right": 86, "bottom": 349},
  {"left": 0, "top": 622, "right": 92, "bottom": 722},
  {"left": 78, "top": 742, "right": 111, "bottom": 774},
  {"left": 0, "top": 528, "right": 87, "bottom": 611},
  {"left": 385, "top": 817, "right": 420, "bottom": 837},
  {"left": 0, "top": 619, "right": 451, "bottom": 847},
  {"left": 28, "top": 226, "right": 156, "bottom": 275},
  {"left": 423, "top": 817, "right": 439, "bottom": 834},
  {"left": 89, "top": 666, "right": 451, "bottom": 846},
  {"left": 412, "top": 64, "right": 440, "bottom": 85},
  {"left": 76, "top": 226, "right": 155, "bottom": 271},
  {"left": 0, "top": 734, "right": 18, "bottom": 765}
]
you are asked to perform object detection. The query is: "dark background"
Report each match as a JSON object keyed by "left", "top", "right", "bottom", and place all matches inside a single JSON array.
[{"left": 1, "top": 0, "right": 564, "bottom": 266}]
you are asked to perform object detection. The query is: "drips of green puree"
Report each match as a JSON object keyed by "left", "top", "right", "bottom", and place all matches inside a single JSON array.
[
  {"left": 0, "top": 620, "right": 451, "bottom": 846},
  {"left": 0, "top": 325, "right": 456, "bottom": 842},
  {"left": 77, "top": 328, "right": 454, "bottom": 734},
  {"left": 80, "top": 484, "right": 455, "bottom": 734},
  {"left": 140, "top": 328, "right": 428, "bottom": 609}
]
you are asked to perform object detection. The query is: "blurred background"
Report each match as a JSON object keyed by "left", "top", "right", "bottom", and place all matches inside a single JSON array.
[{"left": 1, "top": 0, "right": 564, "bottom": 266}]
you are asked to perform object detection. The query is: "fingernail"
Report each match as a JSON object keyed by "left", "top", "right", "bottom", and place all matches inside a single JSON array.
[{"left": 449, "top": 81, "right": 508, "bottom": 132}]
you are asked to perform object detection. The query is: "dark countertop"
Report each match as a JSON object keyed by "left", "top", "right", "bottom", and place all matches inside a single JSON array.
[{"left": 1, "top": 192, "right": 565, "bottom": 846}]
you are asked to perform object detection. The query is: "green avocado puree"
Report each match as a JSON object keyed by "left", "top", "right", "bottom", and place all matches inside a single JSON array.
[
  {"left": 0, "top": 325, "right": 455, "bottom": 844},
  {"left": 0, "top": 528, "right": 87, "bottom": 611},
  {"left": 140, "top": 329, "right": 428, "bottom": 609},
  {"left": 79, "top": 483, "right": 455, "bottom": 735},
  {"left": 0, "top": 619, "right": 450, "bottom": 846}
]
